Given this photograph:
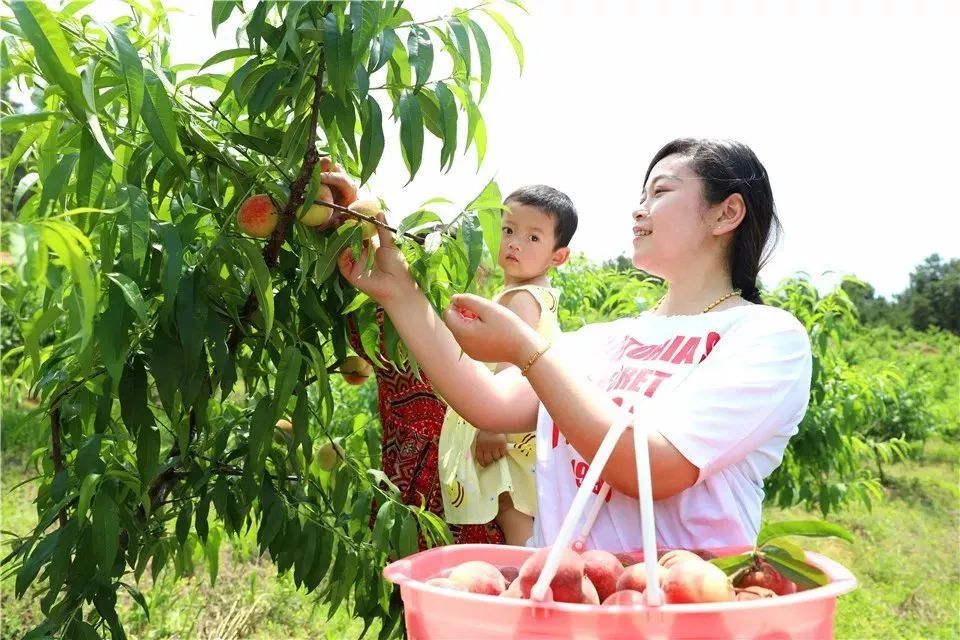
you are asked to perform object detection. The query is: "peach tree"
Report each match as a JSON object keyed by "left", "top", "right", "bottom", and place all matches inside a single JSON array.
[{"left": 0, "top": 0, "right": 523, "bottom": 637}]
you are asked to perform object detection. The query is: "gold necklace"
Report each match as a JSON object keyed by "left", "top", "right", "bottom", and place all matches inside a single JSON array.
[{"left": 650, "top": 289, "right": 742, "bottom": 315}]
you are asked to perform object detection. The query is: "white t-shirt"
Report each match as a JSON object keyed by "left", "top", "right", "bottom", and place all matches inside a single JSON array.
[{"left": 531, "top": 303, "right": 812, "bottom": 552}]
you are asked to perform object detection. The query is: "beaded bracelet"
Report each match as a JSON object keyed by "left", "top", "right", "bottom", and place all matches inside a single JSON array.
[{"left": 520, "top": 343, "right": 551, "bottom": 377}]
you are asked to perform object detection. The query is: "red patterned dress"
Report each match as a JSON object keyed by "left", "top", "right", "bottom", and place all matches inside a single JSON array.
[{"left": 348, "top": 312, "right": 504, "bottom": 548}]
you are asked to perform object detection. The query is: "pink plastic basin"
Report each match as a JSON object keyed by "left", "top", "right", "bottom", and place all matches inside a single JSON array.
[{"left": 384, "top": 544, "right": 857, "bottom": 640}]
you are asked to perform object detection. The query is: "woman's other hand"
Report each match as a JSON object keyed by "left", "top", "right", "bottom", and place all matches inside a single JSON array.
[{"left": 443, "top": 294, "right": 547, "bottom": 366}]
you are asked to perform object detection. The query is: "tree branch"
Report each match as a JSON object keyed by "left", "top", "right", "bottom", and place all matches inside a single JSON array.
[
  {"left": 227, "top": 52, "right": 327, "bottom": 354},
  {"left": 50, "top": 407, "right": 67, "bottom": 528}
]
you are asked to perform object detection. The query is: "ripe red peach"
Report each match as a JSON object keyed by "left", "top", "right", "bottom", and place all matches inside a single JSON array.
[
  {"left": 659, "top": 549, "right": 705, "bottom": 570},
  {"left": 616, "top": 563, "right": 667, "bottom": 593},
  {"left": 580, "top": 577, "right": 600, "bottom": 605},
  {"left": 581, "top": 550, "right": 625, "bottom": 602},
  {"left": 662, "top": 560, "right": 735, "bottom": 604},
  {"left": 735, "top": 586, "right": 777, "bottom": 601},
  {"left": 447, "top": 561, "right": 506, "bottom": 596},
  {"left": 735, "top": 561, "right": 797, "bottom": 596},
  {"left": 500, "top": 579, "right": 524, "bottom": 598},
  {"left": 340, "top": 355, "right": 373, "bottom": 385},
  {"left": 424, "top": 577, "right": 468, "bottom": 592},
  {"left": 518, "top": 546, "right": 585, "bottom": 603},
  {"left": 237, "top": 194, "right": 278, "bottom": 238},
  {"left": 499, "top": 566, "right": 519, "bottom": 586},
  {"left": 602, "top": 589, "right": 646, "bottom": 606}
]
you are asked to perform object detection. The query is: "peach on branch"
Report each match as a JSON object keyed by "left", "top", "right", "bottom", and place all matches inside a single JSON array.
[
  {"left": 300, "top": 185, "right": 335, "bottom": 226},
  {"left": 317, "top": 439, "right": 343, "bottom": 471},
  {"left": 237, "top": 194, "right": 278, "bottom": 238},
  {"left": 340, "top": 355, "right": 373, "bottom": 385}
]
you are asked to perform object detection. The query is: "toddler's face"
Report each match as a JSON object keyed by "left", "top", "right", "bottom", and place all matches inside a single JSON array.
[{"left": 498, "top": 203, "right": 562, "bottom": 280}]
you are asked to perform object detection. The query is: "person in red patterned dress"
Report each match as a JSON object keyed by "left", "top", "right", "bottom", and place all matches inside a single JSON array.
[
  {"left": 346, "top": 313, "right": 505, "bottom": 548},
  {"left": 321, "top": 160, "right": 503, "bottom": 548}
]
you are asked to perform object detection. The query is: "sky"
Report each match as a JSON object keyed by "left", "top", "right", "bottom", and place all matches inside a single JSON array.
[{"left": 21, "top": 0, "right": 960, "bottom": 298}]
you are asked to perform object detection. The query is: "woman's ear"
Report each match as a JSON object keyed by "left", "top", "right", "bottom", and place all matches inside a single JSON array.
[
  {"left": 713, "top": 193, "right": 746, "bottom": 235},
  {"left": 551, "top": 246, "right": 571, "bottom": 266}
]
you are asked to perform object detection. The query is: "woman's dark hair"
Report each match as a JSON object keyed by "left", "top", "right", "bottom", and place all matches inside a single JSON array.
[{"left": 643, "top": 138, "right": 781, "bottom": 304}]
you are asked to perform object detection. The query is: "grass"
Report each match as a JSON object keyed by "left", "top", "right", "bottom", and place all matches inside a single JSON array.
[
  {"left": 764, "top": 437, "right": 960, "bottom": 639},
  {"left": 2, "top": 400, "right": 958, "bottom": 639}
]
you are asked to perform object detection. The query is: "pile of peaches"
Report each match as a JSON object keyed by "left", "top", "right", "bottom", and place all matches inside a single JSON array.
[{"left": 423, "top": 545, "right": 796, "bottom": 606}]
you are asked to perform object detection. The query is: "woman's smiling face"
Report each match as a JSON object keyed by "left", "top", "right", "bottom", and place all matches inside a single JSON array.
[{"left": 631, "top": 154, "right": 715, "bottom": 279}]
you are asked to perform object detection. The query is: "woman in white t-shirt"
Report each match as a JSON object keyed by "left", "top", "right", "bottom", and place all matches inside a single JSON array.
[{"left": 334, "top": 138, "right": 812, "bottom": 552}]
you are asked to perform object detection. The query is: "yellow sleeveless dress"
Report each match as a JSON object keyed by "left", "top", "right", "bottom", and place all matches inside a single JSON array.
[{"left": 439, "top": 284, "right": 561, "bottom": 524}]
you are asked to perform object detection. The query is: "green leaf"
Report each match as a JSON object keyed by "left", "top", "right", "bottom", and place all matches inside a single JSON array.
[
  {"left": 398, "top": 91, "right": 423, "bottom": 182},
  {"left": 248, "top": 65, "right": 292, "bottom": 121},
  {"left": 447, "top": 18, "right": 471, "bottom": 81},
  {"left": 461, "top": 214, "right": 482, "bottom": 287},
  {"left": 204, "top": 527, "right": 222, "bottom": 586},
  {"left": 76, "top": 473, "right": 101, "bottom": 525},
  {"left": 199, "top": 47, "right": 252, "bottom": 70},
  {"left": 38, "top": 153, "right": 78, "bottom": 216},
  {"left": 335, "top": 94, "right": 358, "bottom": 159},
  {"left": 77, "top": 127, "right": 111, "bottom": 207},
  {"left": 435, "top": 81, "right": 458, "bottom": 171},
  {"left": 102, "top": 22, "right": 145, "bottom": 134},
  {"left": 118, "top": 185, "right": 150, "bottom": 278},
  {"left": 324, "top": 12, "right": 353, "bottom": 99},
  {"left": 0, "top": 111, "right": 63, "bottom": 133},
  {"left": 709, "top": 552, "right": 753, "bottom": 575},
  {"left": 763, "top": 547, "right": 830, "bottom": 589},
  {"left": 756, "top": 519, "right": 855, "bottom": 548},
  {"left": 7, "top": 222, "right": 46, "bottom": 288},
  {"left": 157, "top": 223, "right": 183, "bottom": 316},
  {"left": 467, "top": 180, "right": 504, "bottom": 262},
  {"left": 81, "top": 57, "right": 115, "bottom": 162},
  {"left": 398, "top": 512, "right": 419, "bottom": 558},
  {"left": 137, "top": 424, "right": 160, "bottom": 488},
  {"left": 482, "top": 8, "right": 524, "bottom": 73},
  {"left": 397, "top": 209, "right": 442, "bottom": 235},
  {"left": 212, "top": 0, "right": 239, "bottom": 35},
  {"left": 351, "top": 0, "right": 381, "bottom": 58},
  {"left": 3, "top": 121, "right": 45, "bottom": 181},
  {"left": 119, "top": 356, "right": 151, "bottom": 435},
  {"left": 368, "top": 28, "right": 399, "bottom": 74},
  {"left": 92, "top": 485, "right": 119, "bottom": 575},
  {"left": 10, "top": 0, "right": 87, "bottom": 121},
  {"left": 407, "top": 25, "right": 433, "bottom": 92},
  {"left": 141, "top": 68, "right": 188, "bottom": 174},
  {"left": 96, "top": 287, "right": 131, "bottom": 383},
  {"left": 176, "top": 503, "right": 193, "bottom": 545},
  {"left": 272, "top": 347, "right": 303, "bottom": 420},
  {"left": 39, "top": 221, "right": 98, "bottom": 351},
  {"left": 106, "top": 272, "right": 148, "bottom": 323},
  {"left": 466, "top": 19, "right": 492, "bottom": 100},
  {"left": 235, "top": 240, "right": 275, "bottom": 337},
  {"left": 359, "top": 95, "right": 384, "bottom": 186},
  {"left": 121, "top": 583, "right": 150, "bottom": 621}
]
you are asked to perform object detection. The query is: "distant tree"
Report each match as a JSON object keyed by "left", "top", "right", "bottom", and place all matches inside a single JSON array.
[
  {"left": 840, "top": 279, "right": 906, "bottom": 328},
  {"left": 899, "top": 254, "right": 960, "bottom": 334}
]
